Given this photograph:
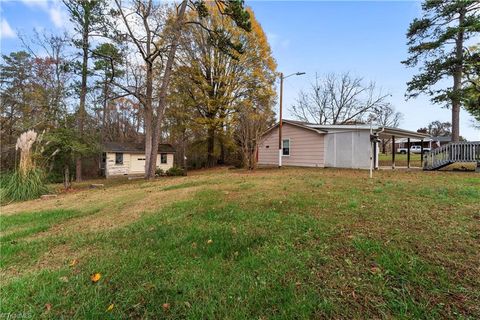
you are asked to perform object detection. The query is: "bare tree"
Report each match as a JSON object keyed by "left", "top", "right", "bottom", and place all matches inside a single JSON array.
[
  {"left": 418, "top": 121, "right": 452, "bottom": 137},
  {"left": 112, "top": 0, "right": 172, "bottom": 178},
  {"left": 292, "top": 73, "right": 391, "bottom": 125},
  {"left": 235, "top": 100, "right": 274, "bottom": 170},
  {"left": 112, "top": 0, "right": 250, "bottom": 178},
  {"left": 367, "top": 104, "right": 403, "bottom": 127},
  {"left": 367, "top": 104, "right": 403, "bottom": 153}
]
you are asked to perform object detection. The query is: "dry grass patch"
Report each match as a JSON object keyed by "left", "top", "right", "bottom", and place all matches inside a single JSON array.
[{"left": 1, "top": 167, "right": 479, "bottom": 319}]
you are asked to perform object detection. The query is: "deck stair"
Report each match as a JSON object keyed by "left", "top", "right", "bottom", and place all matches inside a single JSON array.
[{"left": 423, "top": 141, "right": 480, "bottom": 171}]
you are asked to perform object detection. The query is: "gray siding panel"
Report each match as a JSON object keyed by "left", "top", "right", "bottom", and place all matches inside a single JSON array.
[{"left": 324, "top": 129, "right": 371, "bottom": 169}]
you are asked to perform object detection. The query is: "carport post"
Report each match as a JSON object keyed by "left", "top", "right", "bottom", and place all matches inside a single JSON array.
[
  {"left": 391, "top": 135, "right": 395, "bottom": 169},
  {"left": 407, "top": 138, "right": 411, "bottom": 169},
  {"left": 420, "top": 139, "right": 424, "bottom": 167}
]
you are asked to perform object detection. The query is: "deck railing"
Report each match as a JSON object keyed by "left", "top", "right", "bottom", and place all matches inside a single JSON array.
[{"left": 423, "top": 141, "right": 480, "bottom": 170}]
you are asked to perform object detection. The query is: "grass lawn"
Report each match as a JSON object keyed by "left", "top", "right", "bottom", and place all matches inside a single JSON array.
[
  {"left": 379, "top": 153, "right": 422, "bottom": 167},
  {"left": 1, "top": 168, "right": 479, "bottom": 319}
]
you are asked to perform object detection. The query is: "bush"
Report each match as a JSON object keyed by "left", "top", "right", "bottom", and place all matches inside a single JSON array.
[
  {"left": 2, "top": 169, "right": 49, "bottom": 202},
  {"left": 166, "top": 166, "right": 185, "bottom": 176},
  {"left": 46, "top": 171, "right": 65, "bottom": 184},
  {"left": 155, "top": 168, "right": 165, "bottom": 177},
  {"left": 0, "top": 172, "right": 12, "bottom": 189}
]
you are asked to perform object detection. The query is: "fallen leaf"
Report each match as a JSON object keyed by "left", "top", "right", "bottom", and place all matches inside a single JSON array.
[
  {"left": 162, "top": 303, "right": 170, "bottom": 311},
  {"left": 90, "top": 273, "right": 101, "bottom": 283},
  {"left": 207, "top": 239, "right": 213, "bottom": 245},
  {"left": 45, "top": 303, "right": 52, "bottom": 312},
  {"left": 69, "top": 259, "right": 79, "bottom": 267},
  {"left": 106, "top": 304, "right": 114, "bottom": 312},
  {"left": 59, "top": 276, "right": 69, "bottom": 283},
  {"left": 370, "top": 266, "right": 381, "bottom": 274}
]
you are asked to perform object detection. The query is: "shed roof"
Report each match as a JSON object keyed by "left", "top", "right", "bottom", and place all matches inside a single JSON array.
[
  {"left": 262, "top": 120, "right": 328, "bottom": 136},
  {"left": 103, "top": 142, "right": 175, "bottom": 153}
]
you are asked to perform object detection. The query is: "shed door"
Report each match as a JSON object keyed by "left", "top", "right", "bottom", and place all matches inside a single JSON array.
[{"left": 130, "top": 155, "right": 146, "bottom": 173}]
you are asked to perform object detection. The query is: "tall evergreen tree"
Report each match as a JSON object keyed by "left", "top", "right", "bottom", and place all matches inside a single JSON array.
[
  {"left": 63, "top": 0, "right": 107, "bottom": 181},
  {"left": 92, "top": 43, "right": 124, "bottom": 142},
  {"left": 402, "top": 0, "right": 480, "bottom": 142}
]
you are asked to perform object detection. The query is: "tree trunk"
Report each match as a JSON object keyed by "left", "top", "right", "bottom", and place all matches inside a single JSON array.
[
  {"left": 219, "top": 134, "right": 225, "bottom": 165},
  {"left": 147, "top": 0, "right": 188, "bottom": 179},
  {"left": 144, "top": 62, "right": 154, "bottom": 178},
  {"left": 101, "top": 73, "right": 108, "bottom": 142},
  {"left": 182, "top": 131, "right": 187, "bottom": 175},
  {"left": 452, "top": 8, "right": 465, "bottom": 142},
  {"left": 76, "top": 16, "right": 90, "bottom": 182},
  {"left": 64, "top": 165, "right": 71, "bottom": 190},
  {"left": 207, "top": 126, "right": 215, "bottom": 168}
]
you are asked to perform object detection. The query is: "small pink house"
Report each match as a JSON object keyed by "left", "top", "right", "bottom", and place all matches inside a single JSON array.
[
  {"left": 258, "top": 121, "right": 326, "bottom": 168},
  {"left": 258, "top": 120, "right": 430, "bottom": 169}
]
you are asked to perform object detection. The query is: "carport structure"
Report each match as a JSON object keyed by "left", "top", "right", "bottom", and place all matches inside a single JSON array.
[{"left": 376, "top": 128, "right": 430, "bottom": 169}]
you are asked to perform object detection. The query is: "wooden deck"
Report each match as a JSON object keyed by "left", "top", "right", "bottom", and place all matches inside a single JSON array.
[{"left": 423, "top": 141, "right": 480, "bottom": 171}]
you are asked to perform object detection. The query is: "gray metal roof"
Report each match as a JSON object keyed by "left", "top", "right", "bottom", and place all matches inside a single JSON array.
[{"left": 103, "top": 142, "right": 175, "bottom": 153}]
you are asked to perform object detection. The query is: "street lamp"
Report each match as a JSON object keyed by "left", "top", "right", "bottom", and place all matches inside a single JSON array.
[{"left": 278, "top": 71, "right": 306, "bottom": 167}]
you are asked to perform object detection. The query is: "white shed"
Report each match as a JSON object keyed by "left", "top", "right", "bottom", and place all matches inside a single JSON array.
[{"left": 102, "top": 142, "right": 175, "bottom": 178}]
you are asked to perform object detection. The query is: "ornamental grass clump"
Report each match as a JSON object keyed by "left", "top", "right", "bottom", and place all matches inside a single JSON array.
[{"left": 2, "top": 130, "right": 48, "bottom": 202}]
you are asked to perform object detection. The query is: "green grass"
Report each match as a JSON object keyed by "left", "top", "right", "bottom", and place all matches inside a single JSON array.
[
  {"left": 379, "top": 153, "right": 422, "bottom": 167},
  {"left": 378, "top": 153, "right": 478, "bottom": 171},
  {"left": 1, "top": 168, "right": 479, "bottom": 319}
]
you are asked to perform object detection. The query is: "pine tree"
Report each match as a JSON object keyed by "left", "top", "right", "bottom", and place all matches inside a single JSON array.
[
  {"left": 402, "top": 0, "right": 480, "bottom": 142},
  {"left": 63, "top": 0, "right": 107, "bottom": 181}
]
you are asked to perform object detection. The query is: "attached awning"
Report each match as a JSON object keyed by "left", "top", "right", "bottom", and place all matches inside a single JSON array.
[
  {"left": 376, "top": 127, "right": 430, "bottom": 140},
  {"left": 374, "top": 127, "right": 430, "bottom": 170}
]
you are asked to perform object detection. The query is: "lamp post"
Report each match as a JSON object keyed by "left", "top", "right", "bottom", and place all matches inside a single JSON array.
[{"left": 278, "top": 71, "right": 305, "bottom": 167}]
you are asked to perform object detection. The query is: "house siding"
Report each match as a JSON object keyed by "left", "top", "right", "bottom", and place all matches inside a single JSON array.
[
  {"left": 105, "top": 152, "right": 174, "bottom": 178},
  {"left": 258, "top": 123, "right": 325, "bottom": 167}
]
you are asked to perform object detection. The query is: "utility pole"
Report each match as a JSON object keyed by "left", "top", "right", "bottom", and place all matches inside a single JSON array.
[
  {"left": 278, "top": 72, "right": 284, "bottom": 168},
  {"left": 277, "top": 71, "right": 305, "bottom": 168}
]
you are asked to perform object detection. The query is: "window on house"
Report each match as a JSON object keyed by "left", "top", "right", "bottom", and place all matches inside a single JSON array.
[
  {"left": 115, "top": 153, "right": 123, "bottom": 165},
  {"left": 160, "top": 153, "right": 167, "bottom": 164},
  {"left": 282, "top": 139, "right": 290, "bottom": 156}
]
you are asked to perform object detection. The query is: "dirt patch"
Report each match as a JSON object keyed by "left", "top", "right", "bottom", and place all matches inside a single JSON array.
[
  {"left": 24, "top": 185, "right": 203, "bottom": 241},
  {"left": 0, "top": 175, "right": 197, "bottom": 216},
  {"left": 0, "top": 243, "right": 74, "bottom": 283}
]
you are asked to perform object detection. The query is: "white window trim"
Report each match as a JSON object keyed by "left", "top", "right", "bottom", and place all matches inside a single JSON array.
[{"left": 282, "top": 138, "right": 290, "bottom": 157}]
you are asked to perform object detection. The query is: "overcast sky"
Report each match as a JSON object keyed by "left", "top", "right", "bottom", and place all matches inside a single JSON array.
[{"left": 1, "top": 0, "right": 479, "bottom": 140}]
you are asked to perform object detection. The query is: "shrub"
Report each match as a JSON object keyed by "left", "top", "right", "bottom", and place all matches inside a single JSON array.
[
  {"left": 2, "top": 169, "right": 49, "bottom": 202},
  {"left": 46, "top": 171, "right": 65, "bottom": 184},
  {"left": 155, "top": 168, "right": 165, "bottom": 177},
  {"left": 166, "top": 166, "right": 185, "bottom": 176}
]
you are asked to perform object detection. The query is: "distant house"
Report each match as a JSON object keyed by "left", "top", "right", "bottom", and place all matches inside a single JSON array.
[
  {"left": 102, "top": 142, "right": 175, "bottom": 178},
  {"left": 257, "top": 120, "right": 429, "bottom": 169}
]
